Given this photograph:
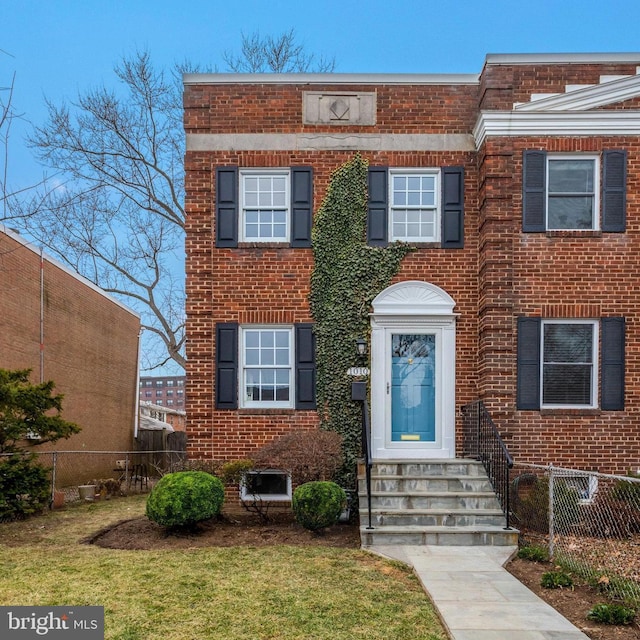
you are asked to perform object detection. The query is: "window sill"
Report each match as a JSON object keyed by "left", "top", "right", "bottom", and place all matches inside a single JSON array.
[
  {"left": 401, "top": 241, "right": 441, "bottom": 248},
  {"left": 237, "top": 242, "right": 302, "bottom": 249},
  {"left": 540, "top": 408, "right": 601, "bottom": 416},
  {"left": 239, "top": 408, "right": 298, "bottom": 415},
  {"left": 544, "top": 230, "right": 602, "bottom": 238}
]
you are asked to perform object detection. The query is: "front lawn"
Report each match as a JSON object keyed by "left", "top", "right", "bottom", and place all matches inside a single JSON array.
[{"left": 0, "top": 496, "right": 447, "bottom": 640}]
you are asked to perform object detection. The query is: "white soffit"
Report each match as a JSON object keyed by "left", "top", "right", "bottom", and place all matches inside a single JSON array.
[
  {"left": 474, "top": 111, "right": 640, "bottom": 147},
  {"left": 514, "top": 73, "right": 640, "bottom": 111}
]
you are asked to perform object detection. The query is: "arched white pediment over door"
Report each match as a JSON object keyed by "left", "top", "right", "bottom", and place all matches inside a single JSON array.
[{"left": 370, "top": 281, "right": 457, "bottom": 459}]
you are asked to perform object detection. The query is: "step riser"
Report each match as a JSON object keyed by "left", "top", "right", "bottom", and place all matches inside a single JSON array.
[
  {"left": 359, "top": 478, "right": 493, "bottom": 492},
  {"left": 361, "top": 495, "right": 501, "bottom": 510},
  {"left": 361, "top": 530, "right": 519, "bottom": 547},
  {"left": 370, "top": 513, "right": 506, "bottom": 527},
  {"left": 357, "top": 459, "right": 517, "bottom": 547},
  {"left": 364, "top": 462, "right": 485, "bottom": 477}
]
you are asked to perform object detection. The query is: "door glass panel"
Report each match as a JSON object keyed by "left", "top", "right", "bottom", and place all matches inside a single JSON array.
[{"left": 391, "top": 334, "right": 435, "bottom": 442}]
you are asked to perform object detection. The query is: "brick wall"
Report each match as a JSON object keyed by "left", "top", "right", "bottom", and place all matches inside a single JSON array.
[
  {"left": 185, "top": 59, "right": 640, "bottom": 476},
  {"left": 0, "top": 230, "right": 141, "bottom": 481}
]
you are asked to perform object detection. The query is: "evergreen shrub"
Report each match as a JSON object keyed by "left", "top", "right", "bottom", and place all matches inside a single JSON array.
[
  {"left": 146, "top": 471, "right": 224, "bottom": 528},
  {"left": 292, "top": 481, "right": 346, "bottom": 531},
  {"left": 0, "top": 455, "right": 50, "bottom": 521}
]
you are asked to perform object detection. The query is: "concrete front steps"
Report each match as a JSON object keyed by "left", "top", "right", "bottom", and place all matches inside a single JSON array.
[{"left": 358, "top": 459, "right": 518, "bottom": 547}]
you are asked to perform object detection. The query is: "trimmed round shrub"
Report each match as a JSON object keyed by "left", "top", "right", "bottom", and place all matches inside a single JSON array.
[
  {"left": 146, "top": 471, "right": 224, "bottom": 528},
  {"left": 292, "top": 481, "right": 346, "bottom": 531}
]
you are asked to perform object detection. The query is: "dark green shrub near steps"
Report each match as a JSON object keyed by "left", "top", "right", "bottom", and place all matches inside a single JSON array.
[
  {"left": 541, "top": 571, "right": 573, "bottom": 589},
  {"left": 292, "top": 481, "right": 346, "bottom": 531},
  {"left": 587, "top": 603, "right": 636, "bottom": 625},
  {"left": 146, "top": 471, "right": 224, "bottom": 528},
  {"left": 517, "top": 545, "right": 549, "bottom": 562}
]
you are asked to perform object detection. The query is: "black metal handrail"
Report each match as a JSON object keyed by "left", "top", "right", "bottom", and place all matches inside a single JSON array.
[
  {"left": 461, "top": 400, "right": 513, "bottom": 530},
  {"left": 361, "top": 397, "right": 373, "bottom": 530}
]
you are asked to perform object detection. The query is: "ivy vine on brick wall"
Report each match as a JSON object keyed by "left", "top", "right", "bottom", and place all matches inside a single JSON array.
[{"left": 309, "top": 154, "right": 413, "bottom": 487}]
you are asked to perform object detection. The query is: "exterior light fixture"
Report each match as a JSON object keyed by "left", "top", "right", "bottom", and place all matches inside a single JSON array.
[{"left": 356, "top": 338, "right": 367, "bottom": 357}]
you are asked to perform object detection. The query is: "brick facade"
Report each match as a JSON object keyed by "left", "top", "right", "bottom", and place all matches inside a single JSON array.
[
  {"left": 0, "top": 226, "right": 141, "bottom": 481},
  {"left": 185, "top": 54, "right": 640, "bottom": 475}
]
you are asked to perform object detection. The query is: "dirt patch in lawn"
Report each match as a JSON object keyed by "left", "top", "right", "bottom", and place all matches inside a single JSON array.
[
  {"left": 507, "top": 557, "right": 640, "bottom": 640},
  {"left": 85, "top": 507, "right": 361, "bottom": 550}
]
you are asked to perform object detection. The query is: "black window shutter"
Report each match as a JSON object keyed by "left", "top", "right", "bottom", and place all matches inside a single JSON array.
[
  {"left": 216, "top": 167, "right": 238, "bottom": 248},
  {"left": 516, "top": 317, "right": 541, "bottom": 410},
  {"left": 601, "top": 317, "right": 625, "bottom": 410},
  {"left": 291, "top": 167, "right": 313, "bottom": 247},
  {"left": 216, "top": 323, "right": 238, "bottom": 409},
  {"left": 602, "top": 150, "right": 627, "bottom": 232},
  {"left": 367, "top": 167, "right": 388, "bottom": 247},
  {"left": 441, "top": 166, "right": 465, "bottom": 248},
  {"left": 295, "top": 323, "right": 316, "bottom": 410},
  {"left": 522, "top": 151, "right": 546, "bottom": 232}
]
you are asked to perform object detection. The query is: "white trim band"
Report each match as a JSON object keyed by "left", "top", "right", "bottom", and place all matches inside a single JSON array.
[
  {"left": 514, "top": 73, "right": 640, "bottom": 112},
  {"left": 474, "top": 110, "right": 640, "bottom": 146},
  {"left": 187, "top": 133, "right": 475, "bottom": 152}
]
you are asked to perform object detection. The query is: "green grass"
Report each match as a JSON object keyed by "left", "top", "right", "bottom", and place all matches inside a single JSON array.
[{"left": 0, "top": 497, "right": 446, "bottom": 640}]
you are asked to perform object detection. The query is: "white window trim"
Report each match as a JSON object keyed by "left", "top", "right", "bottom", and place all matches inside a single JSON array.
[
  {"left": 546, "top": 154, "right": 600, "bottom": 231},
  {"left": 389, "top": 168, "right": 441, "bottom": 243},
  {"left": 240, "top": 325, "right": 294, "bottom": 409},
  {"left": 555, "top": 471, "right": 599, "bottom": 504},
  {"left": 240, "top": 470, "right": 292, "bottom": 502},
  {"left": 239, "top": 168, "right": 291, "bottom": 243},
  {"left": 540, "top": 319, "right": 599, "bottom": 409}
]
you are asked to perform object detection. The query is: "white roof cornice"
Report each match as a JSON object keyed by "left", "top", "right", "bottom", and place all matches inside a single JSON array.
[
  {"left": 486, "top": 53, "right": 640, "bottom": 65},
  {"left": 183, "top": 72, "right": 479, "bottom": 86},
  {"left": 474, "top": 110, "right": 640, "bottom": 147},
  {"left": 515, "top": 73, "right": 640, "bottom": 111}
]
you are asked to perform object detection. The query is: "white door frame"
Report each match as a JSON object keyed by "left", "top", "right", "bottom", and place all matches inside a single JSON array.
[{"left": 370, "top": 281, "right": 457, "bottom": 460}]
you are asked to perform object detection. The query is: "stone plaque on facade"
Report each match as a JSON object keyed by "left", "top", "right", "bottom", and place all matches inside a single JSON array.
[{"left": 303, "top": 92, "right": 376, "bottom": 125}]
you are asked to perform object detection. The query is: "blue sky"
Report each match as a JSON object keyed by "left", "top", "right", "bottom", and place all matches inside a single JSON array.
[
  {"left": 3, "top": 0, "right": 640, "bottom": 373},
  {"left": 4, "top": 0, "right": 640, "bottom": 187}
]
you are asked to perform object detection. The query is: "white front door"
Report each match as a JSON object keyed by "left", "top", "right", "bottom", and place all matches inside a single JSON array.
[{"left": 370, "top": 281, "right": 456, "bottom": 460}]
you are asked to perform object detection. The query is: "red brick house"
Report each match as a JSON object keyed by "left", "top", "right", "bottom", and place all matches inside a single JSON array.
[{"left": 184, "top": 54, "right": 640, "bottom": 523}]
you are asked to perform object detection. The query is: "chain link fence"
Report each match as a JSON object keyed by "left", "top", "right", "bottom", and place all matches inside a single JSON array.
[
  {"left": 1, "top": 450, "right": 187, "bottom": 505},
  {"left": 511, "top": 462, "right": 640, "bottom": 607}
]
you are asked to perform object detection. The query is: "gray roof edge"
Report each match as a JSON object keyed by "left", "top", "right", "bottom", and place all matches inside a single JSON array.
[
  {"left": 183, "top": 72, "right": 480, "bottom": 85},
  {"left": 486, "top": 53, "right": 640, "bottom": 65}
]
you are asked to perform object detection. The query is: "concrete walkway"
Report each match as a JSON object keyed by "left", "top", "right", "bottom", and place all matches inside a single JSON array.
[{"left": 368, "top": 545, "right": 590, "bottom": 640}]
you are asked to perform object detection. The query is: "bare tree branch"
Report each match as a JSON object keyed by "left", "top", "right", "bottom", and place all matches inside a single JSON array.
[
  {"left": 11, "top": 38, "right": 336, "bottom": 371},
  {"left": 223, "top": 29, "right": 336, "bottom": 73}
]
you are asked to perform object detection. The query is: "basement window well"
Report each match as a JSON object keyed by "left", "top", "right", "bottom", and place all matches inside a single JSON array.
[{"left": 241, "top": 470, "right": 292, "bottom": 501}]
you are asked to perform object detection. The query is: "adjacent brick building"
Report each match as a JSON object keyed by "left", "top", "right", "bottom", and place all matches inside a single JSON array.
[
  {"left": 0, "top": 225, "right": 141, "bottom": 481},
  {"left": 139, "top": 375, "right": 186, "bottom": 409},
  {"left": 184, "top": 53, "right": 640, "bottom": 489}
]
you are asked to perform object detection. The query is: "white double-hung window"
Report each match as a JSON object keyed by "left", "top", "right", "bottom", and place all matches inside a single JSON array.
[
  {"left": 390, "top": 170, "right": 440, "bottom": 242},
  {"left": 240, "top": 170, "right": 290, "bottom": 242},
  {"left": 541, "top": 320, "right": 598, "bottom": 408},
  {"left": 547, "top": 156, "right": 599, "bottom": 230},
  {"left": 241, "top": 327, "right": 293, "bottom": 408}
]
